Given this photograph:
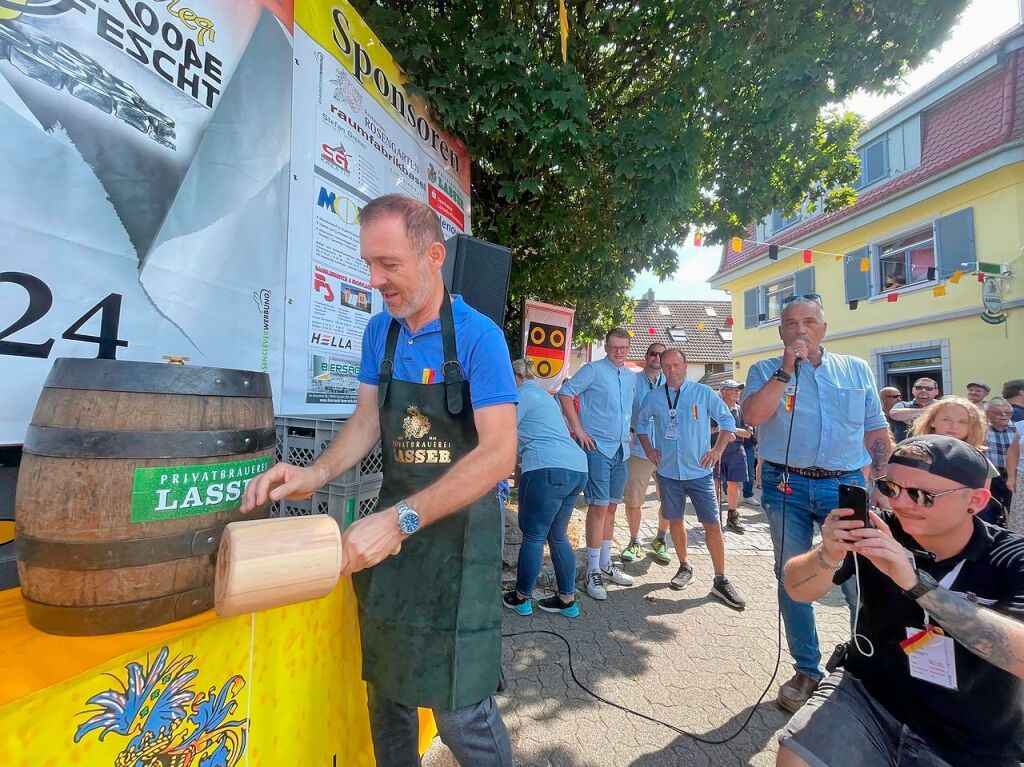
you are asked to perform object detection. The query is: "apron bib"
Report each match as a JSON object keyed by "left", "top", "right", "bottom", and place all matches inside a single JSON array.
[{"left": 352, "top": 293, "right": 503, "bottom": 710}]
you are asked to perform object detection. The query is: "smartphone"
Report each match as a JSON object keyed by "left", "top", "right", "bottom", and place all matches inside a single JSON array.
[{"left": 838, "top": 483, "right": 873, "bottom": 529}]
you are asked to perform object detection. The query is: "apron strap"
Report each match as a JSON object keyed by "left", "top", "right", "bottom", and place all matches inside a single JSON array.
[
  {"left": 379, "top": 319, "right": 402, "bottom": 408},
  {"left": 440, "top": 290, "right": 466, "bottom": 415}
]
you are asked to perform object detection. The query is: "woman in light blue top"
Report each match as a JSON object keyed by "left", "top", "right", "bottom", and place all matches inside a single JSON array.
[{"left": 503, "top": 360, "right": 588, "bottom": 619}]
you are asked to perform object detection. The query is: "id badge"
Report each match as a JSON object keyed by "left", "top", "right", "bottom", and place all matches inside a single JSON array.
[
  {"left": 904, "top": 627, "right": 957, "bottom": 690},
  {"left": 665, "top": 423, "right": 679, "bottom": 441}
]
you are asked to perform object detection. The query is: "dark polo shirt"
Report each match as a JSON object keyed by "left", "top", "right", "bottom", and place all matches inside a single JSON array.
[{"left": 834, "top": 512, "right": 1024, "bottom": 766}]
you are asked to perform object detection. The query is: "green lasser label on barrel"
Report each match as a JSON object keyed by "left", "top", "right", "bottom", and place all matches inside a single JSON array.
[{"left": 131, "top": 457, "right": 272, "bottom": 522}]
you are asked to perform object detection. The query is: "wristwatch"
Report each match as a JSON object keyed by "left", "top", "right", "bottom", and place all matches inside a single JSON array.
[
  {"left": 903, "top": 569, "right": 939, "bottom": 600},
  {"left": 396, "top": 500, "right": 421, "bottom": 536},
  {"left": 771, "top": 368, "right": 792, "bottom": 384}
]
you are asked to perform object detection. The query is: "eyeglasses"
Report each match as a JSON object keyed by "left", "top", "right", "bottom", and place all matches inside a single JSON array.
[
  {"left": 874, "top": 478, "right": 969, "bottom": 508},
  {"left": 781, "top": 293, "right": 822, "bottom": 306},
  {"left": 913, "top": 385, "right": 936, "bottom": 391},
  {"left": 647, "top": 351, "right": 663, "bottom": 357}
]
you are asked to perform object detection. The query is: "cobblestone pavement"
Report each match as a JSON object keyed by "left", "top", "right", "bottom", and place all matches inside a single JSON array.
[{"left": 424, "top": 486, "right": 850, "bottom": 767}]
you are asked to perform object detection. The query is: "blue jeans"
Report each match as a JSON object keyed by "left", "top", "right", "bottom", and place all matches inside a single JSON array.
[
  {"left": 761, "top": 463, "right": 862, "bottom": 680},
  {"left": 516, "top": 468, "right": 587, "bottom": 598},
  {"left": 367, "top": 685, "right": 513, "bottom": 766},
  {"left": 584, "top": 446, "right": 627, "bottom": 505},
  {"left": 743, "top": 443, "right": 757, "bottom": 498}
]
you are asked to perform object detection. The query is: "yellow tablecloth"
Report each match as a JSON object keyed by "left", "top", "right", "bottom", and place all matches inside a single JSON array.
[{"left": 0, "top": 580, "right": 435, "bottom": 765}]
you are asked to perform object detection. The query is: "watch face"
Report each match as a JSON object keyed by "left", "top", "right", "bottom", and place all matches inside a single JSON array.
[{"left": 398, "top": 510, "right": 419, "bottom": 535}]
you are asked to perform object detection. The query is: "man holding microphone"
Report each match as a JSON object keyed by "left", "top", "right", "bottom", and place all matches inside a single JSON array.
[{"left": 742, "top": 295, "right": 889, "bottom": 713}]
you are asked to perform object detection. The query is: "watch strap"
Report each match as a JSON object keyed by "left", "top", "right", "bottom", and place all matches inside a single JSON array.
[
  {"left": 771, "top": 368, "right": 792, "bottom": 384},
  {"left": 904, "top": 569, "right": 939, "bottom": 600}
]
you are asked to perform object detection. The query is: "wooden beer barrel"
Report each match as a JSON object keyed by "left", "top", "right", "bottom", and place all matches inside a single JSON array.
[{"left": 15, "top": 358, "right": 274, "bottom": 635}]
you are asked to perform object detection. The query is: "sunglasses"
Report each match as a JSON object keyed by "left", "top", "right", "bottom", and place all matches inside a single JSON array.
[
  {"left": 647, "top": 351, "right": 663, "bottom": 357},
  {"left": 781, "top": 293, "right": 822, "bottom": 306},
  {"left": 874, "top": 478, "right": 968, "bottom": 508},
  {"left": 913, "top": 385, "right": 936, "bottom": 391}
]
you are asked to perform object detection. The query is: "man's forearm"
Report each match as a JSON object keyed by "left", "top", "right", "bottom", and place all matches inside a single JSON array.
[
  {"left": 742, "top": 380, "right": 786, "bottom": 425},
  {"left": 917, "top": 588, "right": 1024, "bottom": 679},
  {"left": 406, "top": 440, "right": 516, "bottom": 527},
  {"left": 783, "top": 547, "right": 843, "bottom": 602},
  {"left": 310, "top": 405, "right": 381, "bottom": 485},
  {"left": 713, "top": 430, "right": 736, "bottom": 450},
  {"left": 864, "top": 428, "right": 892, "bottom": 479},
  {"left": 887, "top": 407, "right": 919, "bottom": 423},
  {"left": 559, "top": 395, "right": 584, "bottom": 434}
]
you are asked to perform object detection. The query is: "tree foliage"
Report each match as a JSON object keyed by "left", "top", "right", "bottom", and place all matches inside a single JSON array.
[{"left": 352, "top": 0, "right": 967, "bottom": 344}]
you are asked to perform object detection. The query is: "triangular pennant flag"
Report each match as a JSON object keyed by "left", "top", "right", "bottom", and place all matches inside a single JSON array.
[
  {"left": 697, "top": 321, "right": 705, "bottom": 331},
  {"left": 768, "top": 244, "right": 779, "bottom": 261},
  {"left": 926, "top": 267, "right": 936, "bottom": 281},
  {"left": 648, "top": 327, "right": 656, "bottom": 335},
  {"left": 628, "top": 330, "right": 634, "bottom": 337},
  {"left": 732, "top": 237, "right": 743, "bottom": 252},
  {"left": 977, "top": 272, "right": 985, "bottom": 283},
  {"left": 758, "top": 313, "right": 767, "bottom": 322},
  {"left": 725, "top": 316, "right": 734, "bottom": 327},
  {"left": 559, "top": 0, "right": 569, "bottom": 62},
  {"left": 933, "top": 285, "right": 946, "bottom": 297},
  {"left": 694, "top": 231, "right": 703, "bottom": 247},
  {"left": 803, "top": 250, "right": 812, "bottom": 264},
  {"left": 887, "top": 292, "right": 899, "bottom": 303},
  {"left": 950, "top": 270, "right": 964, "bottom": 284},
  {"left": 849, "top": 300, "right": 859, "bottom": 310},
  {"left": 860, "top": 258, "right": 870, "bottom": 273},
  {"left": 835, "top": 255, "right": 843, "bottom": 262}
]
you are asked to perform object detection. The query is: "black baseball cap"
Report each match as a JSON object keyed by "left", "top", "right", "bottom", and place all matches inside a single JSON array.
[{"left": 889, "top": 434, "right": 991, "bottom": 489}]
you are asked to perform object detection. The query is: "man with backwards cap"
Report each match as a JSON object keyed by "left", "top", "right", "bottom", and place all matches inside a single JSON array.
[{"left": 777, "top": 435, "right": 1024, "bottom": 767}]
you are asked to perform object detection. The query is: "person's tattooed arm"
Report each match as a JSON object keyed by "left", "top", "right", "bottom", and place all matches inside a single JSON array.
[{"left": 917, "top": 589, "right": 1024, "bottom": 679}]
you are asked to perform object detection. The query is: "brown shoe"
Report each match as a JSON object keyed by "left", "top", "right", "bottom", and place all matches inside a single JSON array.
[{"left": 776, "top": 672, "right": 820, "bottom": 713}]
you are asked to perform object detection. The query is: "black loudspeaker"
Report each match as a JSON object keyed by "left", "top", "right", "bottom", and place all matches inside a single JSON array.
[{"left": 442, "top": 234, "right": 512, "bottom": 327}]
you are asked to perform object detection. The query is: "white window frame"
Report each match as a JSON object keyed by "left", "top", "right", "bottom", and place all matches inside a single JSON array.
[
  {"left": 667, "top": 327, "right": 688, "bottom": 343},
  {"left": 868, "top": 219, "right": 939, "bottom": 301},
  {"left": 757, "top": 273, "right": 796, "bottom": 327}
]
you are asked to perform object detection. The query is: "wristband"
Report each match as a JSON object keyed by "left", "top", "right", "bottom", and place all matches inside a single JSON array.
[{"left": 771, "top": 368, "right": 792, "bottom": 384}]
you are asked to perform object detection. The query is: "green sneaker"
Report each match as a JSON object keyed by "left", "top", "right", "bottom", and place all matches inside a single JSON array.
[
  {"left": 621, "top": 540, "right": 642, "bottom": 562},
  {"left": 650, "top": 537, "right": 672, "bottom": 564}
]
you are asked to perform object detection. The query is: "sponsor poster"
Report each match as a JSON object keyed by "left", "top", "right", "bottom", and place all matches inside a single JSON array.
[
  {"left": 281, "top": 0, "right": 472, "bottom": 414},
  {"left": 0, "top": 0, "right": 294, "bottom": 444},
  {"left": 522, "top": 300, "right": 575, "bottom": 391}
]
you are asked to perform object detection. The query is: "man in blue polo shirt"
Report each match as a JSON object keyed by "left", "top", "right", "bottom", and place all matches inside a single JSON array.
[
  {"left": 742, "top": 295, "right": 889, "bottom": 714},
  {"left": 242, "top": 194, "right": 517, "bottom": 766},
  {"left": 636, "top": 349, "right": 747, "bottom": 610},
  {"left": 560, "top": 329, "right": 636, "bottom": 601}
]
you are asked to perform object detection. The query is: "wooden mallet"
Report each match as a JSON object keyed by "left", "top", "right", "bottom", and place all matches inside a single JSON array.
[{"left": 215, "top": 515, "right": 344, "bottom": 617}]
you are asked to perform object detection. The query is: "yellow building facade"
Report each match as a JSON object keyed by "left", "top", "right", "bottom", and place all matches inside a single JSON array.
[{"left": 711, "top": 27, "right": 1024, "bottom": 398}]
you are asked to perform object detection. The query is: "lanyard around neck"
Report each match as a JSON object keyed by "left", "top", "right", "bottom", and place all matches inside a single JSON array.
[{"left": 665, "top": 385, "right": 681, "bottom": 417}]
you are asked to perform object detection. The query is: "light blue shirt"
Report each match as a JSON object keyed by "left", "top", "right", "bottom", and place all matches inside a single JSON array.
[
  {"left": 516, "top": 380, "right": 588, "bottom": 474},
  {"left": 637, "top": 380, "right": 735, "bottom": 481},
  {"left": 742, "top": 349, "right": 886, "bottom": 471},
  {"left": 560, "top": 358, "right": 635, "bottom": 459},
  {"left": 631, "top": 369, "right": 665, "bottom": 458}
]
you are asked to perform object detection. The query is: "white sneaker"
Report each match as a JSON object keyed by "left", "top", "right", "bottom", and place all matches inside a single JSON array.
[
  {"left": 601, "top": 564, "right": 635, "bottom": 586},
  {"left": 586, "top": 571, "right": 607, "bottom": 600}
]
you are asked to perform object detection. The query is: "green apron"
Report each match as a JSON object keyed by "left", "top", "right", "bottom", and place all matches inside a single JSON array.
[{"left": 352, "top": 293, "right": 503, "bottom": 710}]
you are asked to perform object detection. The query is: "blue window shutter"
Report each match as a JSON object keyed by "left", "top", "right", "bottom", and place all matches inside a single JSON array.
[
  {"left": 844, "top": 247, "right": 871, "bottom": 303},
  {"left": 743, "top": 288, "right": 759, "bottom": 329},
  {"left": 793, "top": 266, "right": 815, "bottom": 296},
  {"left": 935, "top": 208, "right": 975, "bottom": 279}
]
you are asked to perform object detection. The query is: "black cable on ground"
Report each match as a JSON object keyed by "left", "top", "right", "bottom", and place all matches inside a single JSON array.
[{"left": 501, "top": 363, "right": 801, "bottom": 747}]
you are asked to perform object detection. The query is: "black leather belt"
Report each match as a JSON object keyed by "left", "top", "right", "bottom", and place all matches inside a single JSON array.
[{"left": 766, "top": 462, "right": 850, "bottom": 479}]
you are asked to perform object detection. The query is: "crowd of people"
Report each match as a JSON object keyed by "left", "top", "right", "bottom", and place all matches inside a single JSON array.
[
  {"left": 505, "top": 294, "right": 1024, "bottom": 767},
  {"left": 242, "top": 194, "right": 1023, "bottom": 767}
]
